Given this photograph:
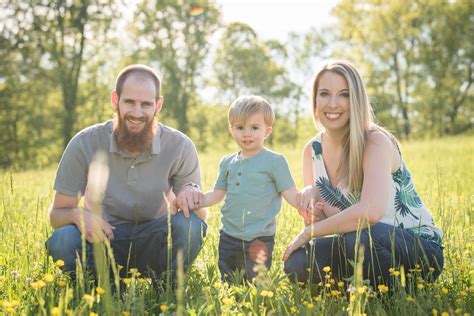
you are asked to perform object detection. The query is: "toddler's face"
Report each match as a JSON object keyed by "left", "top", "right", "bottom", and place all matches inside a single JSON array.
[{"left": 229, "top": 112, "right": 272, "bottom": 158}]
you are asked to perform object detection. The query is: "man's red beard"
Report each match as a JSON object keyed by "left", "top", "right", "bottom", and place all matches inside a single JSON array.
[{"left": 113, "top": 111, "right": 158, "bottom": 154}]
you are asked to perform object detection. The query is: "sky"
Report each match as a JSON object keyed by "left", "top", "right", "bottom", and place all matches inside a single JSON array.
[{"left": 216, "top": 0, "right": 337, "bottom": 40}]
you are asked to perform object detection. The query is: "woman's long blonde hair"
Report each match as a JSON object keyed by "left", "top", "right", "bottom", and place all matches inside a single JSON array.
[{"left": 312, "top": 60, "right": 395, "bottom": 193}]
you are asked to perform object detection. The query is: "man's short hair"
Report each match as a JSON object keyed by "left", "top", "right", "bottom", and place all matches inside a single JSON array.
[
  {"left": 228, "top": 95, "right": 275, "bottom": 126},
  {"left": 115, "top": 64, "right": 161, "bottom": 100}
]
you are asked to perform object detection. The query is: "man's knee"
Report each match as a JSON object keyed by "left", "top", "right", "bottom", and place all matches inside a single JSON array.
[
  {"left": 46, "top": 225, "right": 83, "bottom": 271},
  {"left": 171, "top": 212, "right": 207, "bottom": 249}
]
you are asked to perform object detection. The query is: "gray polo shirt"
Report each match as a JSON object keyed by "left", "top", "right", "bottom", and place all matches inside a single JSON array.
[
  {"left": 214, "top": 148, "right": 295, "bottom": 241},
  {"left": 54, "top": 120, "right": 201, "bottom": 225}
]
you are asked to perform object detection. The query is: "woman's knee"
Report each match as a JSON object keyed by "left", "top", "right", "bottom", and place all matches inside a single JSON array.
[{"left": 284, "top": 247, "right": 308, "bottom": 283}]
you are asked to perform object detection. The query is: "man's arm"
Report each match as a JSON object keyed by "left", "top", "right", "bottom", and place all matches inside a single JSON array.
[{"left": 49, "top": 191, "right": 115, "bottom": 243}]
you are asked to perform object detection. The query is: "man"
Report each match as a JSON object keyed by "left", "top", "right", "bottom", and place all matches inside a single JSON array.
[{"left": 46, "top": 64, "right": 206, "bottom": 282}]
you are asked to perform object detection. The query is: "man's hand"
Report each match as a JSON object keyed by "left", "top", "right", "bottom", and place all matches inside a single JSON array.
[
  {"left": 74, "top": 208, "right": 115, "bottom": 243},
  {"left": 172, "top": 184, "right": 204, "bottom": 218}
]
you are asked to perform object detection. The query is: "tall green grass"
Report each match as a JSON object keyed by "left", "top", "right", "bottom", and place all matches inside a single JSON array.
[{"left": 0, "top": 136, "right": 472, "bottom": 315}]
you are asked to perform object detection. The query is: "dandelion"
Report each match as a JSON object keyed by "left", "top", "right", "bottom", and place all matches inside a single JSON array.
[
  {"left": 137, "top": 278, "right": 146, "bottom": 284},
  {"left": 460, "top": 290, "right": 467, "bottom": 296},
  {"left": 90, "top": 313, "right": 98, "bottom": 316},
  {"left": 405, "top": 296, "right": 415, "bottom": 302},
  {"left": 378, "top": 284, "right": 389, "bottom": 294},
  {"left": 51, "top": 307, "right": 61, "bottom": 315},
  {"left": 429, "top": 267, "right": 435, "bottom": 273},
  {"left": 417, "top": 283, "right": 424, "bottom": 289},
  {"left": 357, "top": 286, "right": 366, "bottom": 294},
  {"left": 213, "top": 282, "right": 222, "bottom": 289},
  {"left": 338, "top": 281, "right": 344, "bottom": 287},
  {"left": 441, "top": 287, "right": 448, "bottom": 294},
  {"left": 290, "top": 306, "right": 297, "bottom": 313},
  {"left": 122, "top": 312, "right": 130, "bottom": 316},
  {"left": 441, "top": 312, "right": 449, "bottom": 316},
  {"left": 122, "top": 278, "right": 132, "bottom": 285},
  {"left": 323, "top": 266, "right": 331, "bottom": 273},
  {"left": 331, "top": 290, "right": 341, "bottom": 297},
  {"left": 57, "top": 280, "right": 66, "bottom": 287},
  {"left": 314, "top": 295, "right": 322, "bottom": 302},
  {"left": 391, "top": 270, "right": 400, "bottom": 277},
  {"left": 261, "top": 290, "right": 274, "bottom": 298},
  {"left": 432, "top": 308, "right": 438, "bottom": 316},
  {"left": 324, "top": 274, "right": 331, "bottom": 279},
  {"left": 83, "top": 294, "right": 94, "bottom": 304},
  {"left": 306, "top": 303, "right": 314, "bottom": 309},
  {"left": 160, "top": 304, "right": 168, "bottom": 312},
  {"left": 455, "top": 308, "right": 462, "bottom": 315},
  {"left": 43, "top": 274, "right": 55, "bottom": 283},
  {"left": 55, "top": 260, "right": 65, "bottom": 267},
  {"left": 96, "top": 287, "right": 105, "bottom": 295},
  {"left": 325, "top": 283, "right": 331, "bottom": 288},
  {"left": 222, "top": 297, "right": 233, "bottom": 305}
]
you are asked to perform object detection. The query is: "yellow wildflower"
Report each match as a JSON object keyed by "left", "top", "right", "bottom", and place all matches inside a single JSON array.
[
  {"left": 314, "top": 295, "right": 322, "bottom": 302},
  {"left": 417, "top": 283, "right": 424, "bottom": 289},
  {"left": 378, "top": 284, "right": 389, "bottom": 294},
  {"left": 331, "top": 290, "right": 341, "bottom": 297},
  {"left": 441, "top": 287, "right": 448, "bottom": 294},
  {"left": 455, "top": 308, "right": 462, "bottom": 315},
  {"left": 122, "top": 312, "right": 130, "bottom": 316},
  {"left": 405, "top": 296, "right": 415, "bottom": 302},
  {"left": 43, "top": 274, "right": 55, "bottom": 283},
  {"left": 213, "top": 281, "right": 222, "bottom": 289},
  {"left": 323, "top": 266, "right": 331, "bottom": 273},
  {"left": 441, "top": 312, "right": 449, "bottom": 316},
  {"left": 222, "top": 297, "right": 233, "bottom": 305},
  {"left": 122, "top": 278, "right": 132, "bottom": 285},
  {"left": 51, "top": 307, "right": 61, "bottom": 316},
  {"left": 55, "top": 259, "right": 65, "bottom": 267},
  {"left": 338, "top": 281, "right": 344, "bottom": 287},
  {"left": 325, "top": 283, "right": 331, "bottom": 288},
  {"left": 306, "top": 303, "right": 314, "bottom": 309},
  {"left": 290, "top": 306, "right": 297, "bottom": 313},
  {"left": 160, "top": 304, "right": 168, "bottom": 312},
  {"left": 432, "top": 308, "right": 438, "bottom": 316},
  {"left": 57, "top": 280, "right": 66, "bottom": 287},
  {"left": 90, "top": 313, "right": 98, "bottom": 316},
  {"left": 357, "top": 286, "right": 366, "bottom": 294},
  {"left": 96, "top": 287, "right": 105, "bottom": 295},
  {"left": 83, "top": 294, "right": 94, "bottom": 304}
]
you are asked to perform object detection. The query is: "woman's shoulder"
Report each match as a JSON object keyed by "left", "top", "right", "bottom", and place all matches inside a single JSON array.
[
  {"left": 367, "top": 129, "right": 397, "bottom": 150},
  {"left": 303, "top": 133, "right": 322, "bottom": 153}
]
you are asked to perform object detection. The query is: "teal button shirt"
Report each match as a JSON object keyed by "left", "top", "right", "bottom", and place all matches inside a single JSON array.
[{"left": 214, "top": 148, "right": 295, "bottom": 241}]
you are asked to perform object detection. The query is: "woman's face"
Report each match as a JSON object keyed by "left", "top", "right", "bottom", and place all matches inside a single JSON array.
[{"left": 314, "top": 71, "right": 350, "bottom": 132}]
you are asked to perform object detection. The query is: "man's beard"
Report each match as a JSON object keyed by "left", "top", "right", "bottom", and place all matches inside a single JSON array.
[{"left": 113, "top": 111, "right": 158, "bottom": 154}]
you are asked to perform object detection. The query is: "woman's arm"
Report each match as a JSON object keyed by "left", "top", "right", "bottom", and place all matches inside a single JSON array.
[{"left": 284, "top": 132, "right": 395, "bottom": 260}]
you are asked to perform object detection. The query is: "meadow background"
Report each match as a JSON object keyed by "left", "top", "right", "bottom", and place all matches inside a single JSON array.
[
  {"left": 0, "top": 136, "right": 473, "bottom": 315},
  {"left": 1, "top": 0, "right": 473, "bottom": 314}
]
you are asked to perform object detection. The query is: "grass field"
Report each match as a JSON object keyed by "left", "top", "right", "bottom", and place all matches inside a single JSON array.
[{"left": 0, "top": 136, "right": 473, "bottom": 315}]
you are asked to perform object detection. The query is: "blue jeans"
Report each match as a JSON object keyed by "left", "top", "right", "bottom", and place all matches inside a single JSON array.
[
  {"left": 284, "top": 222, "right": 443, "bottom": 287},
  {"left": 218, "top": 232, "right": 275, "bottom": 283},
  {"left": 46, "top": 213, "right": 207, "bottom": 280}
]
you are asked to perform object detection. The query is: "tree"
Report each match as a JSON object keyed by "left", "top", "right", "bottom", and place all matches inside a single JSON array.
[
  {"left": 332, "top": 0, "right": 473, "bottom": 138},
  {"left": 132, "top": 0, "right": 221, "bottom": 134},
  {"left": 213, "top": 22, "right": 290, "bottom": 103}
]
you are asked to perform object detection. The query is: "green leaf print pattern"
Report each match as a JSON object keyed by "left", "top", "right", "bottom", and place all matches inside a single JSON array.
[
  {"left": 312, "top": 141, "right": 322, "bottom": 160},
  {"left": 316, "top": 177, "right": 359, "bottom": 211},
  {"left": 392, "top": 163, "right": 422, "bottom": 219}
]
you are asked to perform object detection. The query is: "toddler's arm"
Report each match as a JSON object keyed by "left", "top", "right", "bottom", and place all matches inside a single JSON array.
[
  {"left": 175, "top": 188, "right": 226, "bottom": 210},
  {"left": 282, "top": 186, "right": 326, "bottom": 225}
]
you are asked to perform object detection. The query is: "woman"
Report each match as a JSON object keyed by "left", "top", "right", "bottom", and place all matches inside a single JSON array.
[{"left": 284, "top": 60, "right": 443, "bottom": 288}]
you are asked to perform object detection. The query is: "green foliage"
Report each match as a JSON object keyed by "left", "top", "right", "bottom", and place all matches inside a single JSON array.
[
  {"left": 0, "top": 137, "right": 473, "bottom": 314},
  {"left": 132, "top": 0, "right": 221, "bottom": 135}
]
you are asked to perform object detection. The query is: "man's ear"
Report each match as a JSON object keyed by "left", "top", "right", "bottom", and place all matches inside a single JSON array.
[
  {"left": 155, "top": 96, "right": 164, "bottom": 114},
  {"left": 264, "top": 126, "right": 273, "bottom": 138},
  {"left": 111, "top": 90, "right": 119, "bottom": 111}
]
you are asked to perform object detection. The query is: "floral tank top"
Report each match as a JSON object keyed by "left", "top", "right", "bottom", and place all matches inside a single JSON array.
[{"left": 311, "top": 133, "right": 443, "bottom": 246}]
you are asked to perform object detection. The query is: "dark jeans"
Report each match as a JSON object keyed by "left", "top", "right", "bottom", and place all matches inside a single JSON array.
[
  {"left": 284, "top": 222, "right": 443, "bottom": 288},
  {"left": 218, "top": 231, "right": 275, "bottom": 283},
  {"left": 46, "top": 213, "right": 207, "bottom": 280}
]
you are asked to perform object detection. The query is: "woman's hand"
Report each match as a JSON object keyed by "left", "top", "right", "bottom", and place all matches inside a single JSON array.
[
  {"left": 296, "top": 186, "right": 317, "bottom": 222},
  {"left": 282, "top": 228, "right": 311, "bottom": 262}
]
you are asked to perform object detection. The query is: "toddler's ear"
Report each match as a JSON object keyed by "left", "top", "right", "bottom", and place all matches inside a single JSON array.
[{"left": 265, "top": 126, "right": 273, "bottom": 138}]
